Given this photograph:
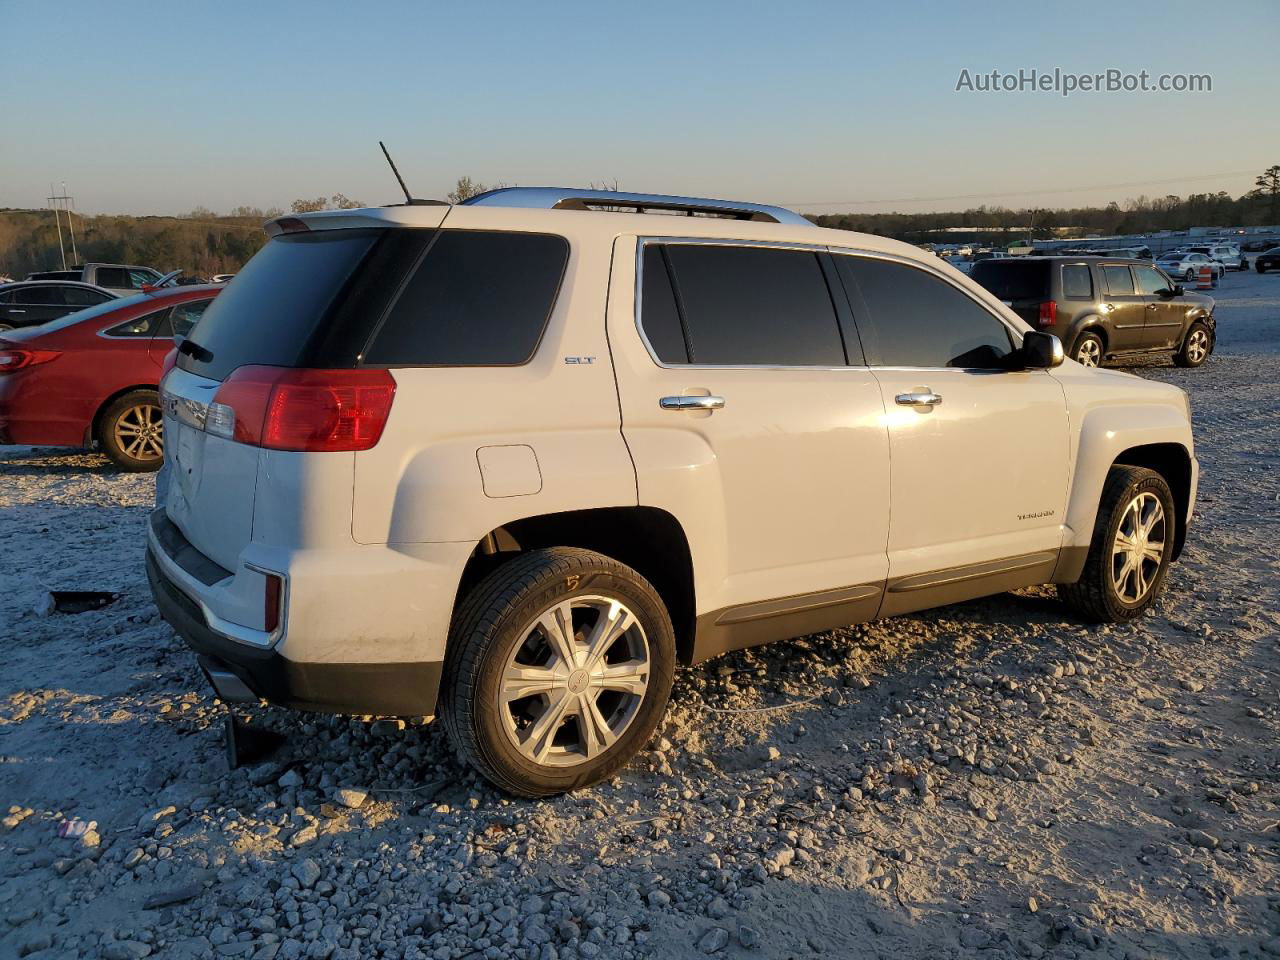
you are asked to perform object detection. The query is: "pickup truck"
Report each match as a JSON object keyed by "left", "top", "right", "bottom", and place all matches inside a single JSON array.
[{"left": 27, "top": 263, "right": 165, "bottom": 295}]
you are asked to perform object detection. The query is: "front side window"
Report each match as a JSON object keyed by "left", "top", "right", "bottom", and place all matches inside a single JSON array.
[
  {"left": 364, "top": 230, "right": 568, "bottom": 366},
  {"left": 836, "top": 255, "right": 1012, "bottom": 368},
  {"left": 1061, "top": 264, "right": 1093, "bottom": 299},
  {"left": 1101, "top": 265, "right": 1135, "bottom": 296},
  {"left": 1133, "top": 265, "right": 1172, "bottom": 296},
  {"left": 652, "top": 244, "right": 845, "bottom": 366}
]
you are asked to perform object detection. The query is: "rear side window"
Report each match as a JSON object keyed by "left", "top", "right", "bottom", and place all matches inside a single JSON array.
[
  {"left": 1061, "top": 264, "right": 1093, "bottom": 299},
  {"left": 837, "top": 256, "right": 1013, "bottom": 368},
  {"left": 638, "top": 246, "right": 689, "bottom": 363},
  {"left": 364, "top": 231, "right": 568, "bottom": 366},
  {"left": 1101, "top": 265, "right": 1135, "bottom": 295},
  {"left": 658, "top": 244, "right": 845, "bottom": 365},
  {"left": 65, "top": 286, "right": 111, "bottom": 306},
  {"left": 19, "top": 287, "right": 59, "bottom": 305},
  {"left": 95, "top": 267, "right": 130, "bottom": 288},
  {"left": 177, "top": 230, "right": 382, "bottom": 380},
  {"left": 107, "top": 307, "right": 171, "bottom": 337},
  {"left": 969, "top": 260, "right": 1049, "bottom": 301}
]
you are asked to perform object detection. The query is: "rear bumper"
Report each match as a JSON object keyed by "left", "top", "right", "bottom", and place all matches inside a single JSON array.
[{"left": 146, "top": 545, "right": 444, "bottom": 718}]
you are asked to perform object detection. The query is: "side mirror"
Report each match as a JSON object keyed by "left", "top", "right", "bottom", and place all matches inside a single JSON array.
[
  {"left": 1171, "top": 283, "right": 1184, "bottom": 296},
  {"left": 1013, "top": 331, "right": 1063, "bottom": 369}
]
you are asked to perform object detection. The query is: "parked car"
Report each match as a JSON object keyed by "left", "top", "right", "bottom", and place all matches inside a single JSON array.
[
  {"left": 0, "top": 280, "right": 118, "bottom": 331},
  {"left": 943, "top": 255, "right": 973, "bottom": 274},
  {"left": 1155, "top": 251, "right": 1224, "bottom": 282},
  {"left": 1242, "top": 237, "right": 1280, "bottom": 252},
  {"left": 1255, "top": 247, "right": 1280, "bottom": 273},
  {"left": 147, "top": 188, "right": 1198, "bottom": 797},
  {"left": 1184, "top": 243, "right": 1248, "bottom": 272},
  {"left": 970, "top": 250, "right": 1009, "bottom": 263},
  {"left": 27, "top": 262, "right": 165, "bottom": 295},
  {"left": 0, "top": 285, "right": 219, "bottom": 470},
  {"left": 970, "top": 256, "right": 1215, "bottom": 368}
]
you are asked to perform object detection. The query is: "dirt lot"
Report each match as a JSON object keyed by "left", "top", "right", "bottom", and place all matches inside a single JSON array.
[{"left": 2, "top": 269, "right": 1278, "bottom": 960}]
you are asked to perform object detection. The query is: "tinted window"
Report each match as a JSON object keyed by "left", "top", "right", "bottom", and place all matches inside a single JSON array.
[
  {"left": 178, "top": 230, "right": 382, "bottom": 380},
  {"left": 129, "top": 269, "right": 159, "bottom": 288},
  {"left": 661, "top": 245, "right": 844, "bottom": 365},
  {"left": 1061, "top": 264, "right": 1093, "bottom": 299},
  {"left": 364, "top": 230, "right": 568, "bottom": 366},
  {"left": 639, "top": 245, "right": 688, "bottom": 363},
  {"left": 969, "top": 260, "right": 1048, "bottom": 301},
  {"left": 18, "top": 287, "right": 59, "bottom": 305},
  {"left": 169, "top": 299, "right": 213, "bottom": 337},
  {"left": 1134, "top": 265, "right": 1172, "bottom": 296},
  {"left": 1101, "top": 265, "right": 1135, "bottom": 296},
  {"left": 65, "top": 286, "right": 110, "bottom": 306},
  {"left": 837, "top": 256, "right": 1013, "bottom": 368},
  {"left": 107, "top": 307, "right": 170, "bottom": 337},
  {"left": 95, "top": 268, "right": 130, "bottom": 288}
]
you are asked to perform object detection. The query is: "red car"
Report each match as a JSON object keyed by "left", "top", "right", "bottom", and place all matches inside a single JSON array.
[{"left": 0, "top": 285, "right": 220, "bottom": 471}]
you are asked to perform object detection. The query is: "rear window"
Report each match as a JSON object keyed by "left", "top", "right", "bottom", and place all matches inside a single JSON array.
[
  {"left": 1101, "top": 265, "right": 1136, "bottom": 295},
  {"left": 363, "top": 231, "right": 568, "bottom": 366},
  {"left": 969, "top": 260, "right": 1049, "bottom": 301},
  {"left": 177, "top": 230, "right": 382, "bottom": 381}
]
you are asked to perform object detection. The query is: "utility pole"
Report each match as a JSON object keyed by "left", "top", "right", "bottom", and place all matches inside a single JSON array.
[{"left": 47, "top": 183, "right": 79, "bottom": 269}]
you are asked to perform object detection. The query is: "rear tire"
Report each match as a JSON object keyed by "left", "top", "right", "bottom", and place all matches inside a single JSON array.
[
  {"left": 98, "top": 390, "right": 164, "bottom": 472},
  {"left": 1072, "top": 331, "right": 1104, "bottom": 367},
  {"left": 1059, "top": 466, "right": 1175, "bottom": 623},
  {"left": 441, "top": 547, "right": 676, "bottom": 797},
  {"left": 1174, "top": 320, "right": 1211, "bottom": 368}
]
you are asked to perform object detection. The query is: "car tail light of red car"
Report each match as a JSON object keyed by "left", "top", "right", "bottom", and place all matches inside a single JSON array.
[
  {"left": 0, "top": 348, "right": 62, "bottom": 374},
  {"left": 206, "top": 366, "right": 396, "bottom": 452}
]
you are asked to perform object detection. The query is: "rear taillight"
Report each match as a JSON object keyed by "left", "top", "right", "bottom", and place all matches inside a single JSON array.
[
  {"left": 208, "top": 366, "right": 396, "bottom": 452},
  {"left": 1038, "top": 300, "right": 1058, "bottom": 327},
  {"left": 263, "top": 572, "right": 283, "bottom": 633},
  {"left": 0, "top": 348, "right": 61, "bottom": 374}
]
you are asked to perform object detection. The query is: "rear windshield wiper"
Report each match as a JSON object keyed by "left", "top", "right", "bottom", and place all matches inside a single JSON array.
[{"left": 176, "top": 337, "right": 213, "bottom": 363}]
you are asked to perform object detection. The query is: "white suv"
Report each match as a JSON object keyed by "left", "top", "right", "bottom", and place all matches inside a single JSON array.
[{"left": 147, "top": 188, "right": 1198, "bottom": 796}]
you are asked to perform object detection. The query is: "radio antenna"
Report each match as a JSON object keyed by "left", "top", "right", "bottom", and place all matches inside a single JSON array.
[{"left": 378, "top": 141, "right": 442, "bottom": 206}]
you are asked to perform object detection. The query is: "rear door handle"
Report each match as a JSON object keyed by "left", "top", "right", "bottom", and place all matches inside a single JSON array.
[
  {"left": 660, "top": 395, "right": 725, "bottom": 411},
  {"left": 895, "top": 391, "right": 943, "bottom": 406}
]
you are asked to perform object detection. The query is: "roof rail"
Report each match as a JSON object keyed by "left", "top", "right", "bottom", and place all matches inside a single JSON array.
[{"left": 461, "top": 187, "right": 813, "bottom": 226}]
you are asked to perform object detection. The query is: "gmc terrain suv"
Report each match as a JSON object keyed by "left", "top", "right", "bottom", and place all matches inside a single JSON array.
[
  {"left": 148, "top": 189, "right": 1198, "bottom": 796},
  {"left": 970, "top": 256, "right": 1215, "bottom": 369}
]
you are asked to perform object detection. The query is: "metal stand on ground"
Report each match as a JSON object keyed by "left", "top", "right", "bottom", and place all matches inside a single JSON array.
[{"left": 223, "top": 713, "right": 288, "bottom": 770}]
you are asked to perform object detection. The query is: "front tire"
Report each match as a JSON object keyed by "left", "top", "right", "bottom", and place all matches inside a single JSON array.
[
  {"left": 1059, "top": 466, "right": 1175, "bottom": 623},
  {"left": 441, "top": 548, "right": 676, "bottom": 797},
  {"left": 1174, "top": 320, "right": 1212, "bottom": 368},
  {"left": 98, "top": 390, "right": 164, "bottom": 472}
]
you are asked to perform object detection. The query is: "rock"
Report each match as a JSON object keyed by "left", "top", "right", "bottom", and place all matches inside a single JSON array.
[
  {"left": 123, "top": 848, "right": 145, "bottom": 870},
  {"left": 331, "top": 787, "right": 367, "bottom": 809},
  {"left": 291, "top": 859, "right": 321, "bottom": 888},
  {"left": 144, "top": 882, "right": 203, "bottom": 909},
  {"left": 289, "top": 825, "right": 318, "bottom": 847},
  {"left": 1180, "top": 678, "right": 1205, "bottom": 693},
  {"left": 521, "top": 894, "right": 546, "bottom": 915},
  {"left": 1027, "top": 897, "right": 1039, "bottom": 913},
  {"left": 137, "top": 806, "right": 177, "bottom": 831},
  {"left": 765, "top": 746, "right": 781, "bottom": 762},
  {"left": 647, "top": 890, "right": 671, "bottom": 908},
  {"left": 248, "top": 764, "right": 285, "bottom": 787},
  {"left": 103, "top": 942, "right": 153, "bottom": 960},
  {"left": 1187, "top": 829, "right": 1219, "bottom": 849},
  {"left": 707, "top": 896, "right": 730, "bottom": 919},
  {"left": 699, "top": 927, "right": 730, "bottom": 953},
  {"left": 16, "top": 930, "right": 53, "bottom": 956},
  {"left": 1259, "top": 938, "right": 1280, "bottom": 957},
  {"left": 277, "top": 769, "right": 303, "bottom": 788},
  {"left": 738, "top": 925, "right": 760, "bottom": 949}
]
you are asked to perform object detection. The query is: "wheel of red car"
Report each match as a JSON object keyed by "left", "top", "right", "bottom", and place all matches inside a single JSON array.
[{"left": 98, "top": 390, "right": 164, "bottom": 472}]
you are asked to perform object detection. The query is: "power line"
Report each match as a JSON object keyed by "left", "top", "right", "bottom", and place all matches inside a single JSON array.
[{"left": 782, "top": 169, "right": 1261, "bottom": 209}]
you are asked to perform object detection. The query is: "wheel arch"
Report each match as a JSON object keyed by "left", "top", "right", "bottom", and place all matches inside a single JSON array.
[
  {"left": 1112, "top": 442, "right": 1193, "bottom": 560},
  {"left": 1070, "top": 322, "right": 1108, "bottom": 357},
  {"left": 85, "top": 383, "right": 160, "bottom": 445},
  {"left": 456, "top": 506, "right": 698, "bottom": 664}
]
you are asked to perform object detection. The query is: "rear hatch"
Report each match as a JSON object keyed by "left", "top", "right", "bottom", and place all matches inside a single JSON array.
[
  {"left": 162, "top": 221, "right": 438, "bottom": 569},
  {"left": 969, "top": 259, "right": 1051, "bottom": 327}
]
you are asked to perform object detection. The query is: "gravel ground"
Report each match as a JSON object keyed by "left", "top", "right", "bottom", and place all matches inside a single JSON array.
[{"left": 2, "top": 270, "right": 1278, "bottom": 960}]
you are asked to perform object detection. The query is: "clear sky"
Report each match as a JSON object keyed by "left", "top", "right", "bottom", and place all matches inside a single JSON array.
[{"left": 3, "top": 0, "right": 1277, "bottom": 216}]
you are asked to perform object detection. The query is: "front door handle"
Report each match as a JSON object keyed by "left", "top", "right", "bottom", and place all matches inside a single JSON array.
[
  {"left": 660, "top": 395, "right": 725, "bottom": 411},
  {"left": 895, "top": 391, "right": 943, "bottom": 406}
]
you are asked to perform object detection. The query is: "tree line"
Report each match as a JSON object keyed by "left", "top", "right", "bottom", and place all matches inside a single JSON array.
[{"left": 3, "top": 167, "right": 1275, "bottom": 279}]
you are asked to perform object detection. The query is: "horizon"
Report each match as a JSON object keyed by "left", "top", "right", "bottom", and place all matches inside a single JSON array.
[{"left": 3, "top": 0, "right": 1278, "bottom": 217}]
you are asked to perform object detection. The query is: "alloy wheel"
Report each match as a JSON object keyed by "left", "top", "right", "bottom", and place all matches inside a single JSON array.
[
  {"left": 499, "top": 595, "right": 650, "bottom": 767},
  {"left": 1111, "top": 492, "right": 1166, "bottom": 603},
  {"left": 114, "top": 403, "right": 164, "bottom": 462},
  {"left": 1076, "top": 339, "right": 1101, "bottom": 367},
  {"left": 1185, "top": 329, "right": 1209, "bottom": 364}
]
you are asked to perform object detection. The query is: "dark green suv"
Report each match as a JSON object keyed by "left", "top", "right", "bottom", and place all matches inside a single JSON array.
[{"left": 971, "top": 257, "right": 1216, "bottom": 368}]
